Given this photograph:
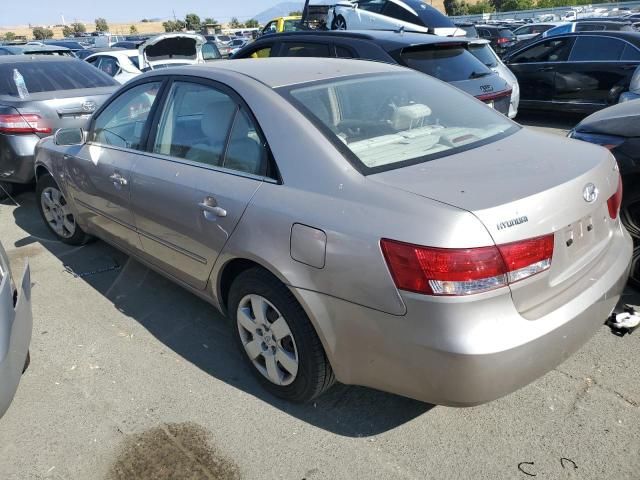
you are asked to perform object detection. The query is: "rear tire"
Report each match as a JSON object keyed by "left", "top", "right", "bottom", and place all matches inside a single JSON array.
[
  {"left": 331, "top": 15, "right": 347, "bottom": 30},
  {"left": 36, "top": 174, "right": 90, "bottom": 245},
  {"left": 228, "top": 268, "right": 335, "bottom": 403}
]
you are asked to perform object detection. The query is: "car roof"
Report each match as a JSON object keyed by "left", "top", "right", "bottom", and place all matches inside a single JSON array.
[
  {"left": 177, "top": 57, "right": 408, "bottom": 88},
  {"left": 256, "top": 30, "right": 468, "bottom": 50},
  {"left": 0, "top": 45, "right": 71, "bottom": 53},
  {"left": 566, "top": 30, "right": 640, "bottom": 45}
]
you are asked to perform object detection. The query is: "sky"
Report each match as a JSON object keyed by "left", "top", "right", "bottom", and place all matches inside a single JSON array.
[{"left": 1, "top": 0, "right": 283, "bottom": 26}]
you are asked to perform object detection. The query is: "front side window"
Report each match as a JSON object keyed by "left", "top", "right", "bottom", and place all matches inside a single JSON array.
[
  {"left": 357, "top": 0, "right": 386, "bottom": 13},
  {"left": 97, "top": 57, "right": 120, "bottom": 77},
  {"left": 263, "top": 22, "right": 277, "bottom": 34},
  {"left": 153, "top": 81, "right": 268, "bottom": 176},
  {"left": 285, "top": 72, "right": 516, "bottom": 174},
  {"left": 569, "top": 36, "right": 625, "bottom": 61},
  {"left": 282, "top": 19, "right": 302, "bottom": 32},
  {"left": 382, "top": 2, "right": 421, "bottom": 25},
  {"left": 91, "top": 81, "right": 161, "bottom": 150},
  {"left": 622, "top": 44, "right": 640, "bottom": 61},
  {"left": 510, "top": 38, "right": 574, "bottom": 63}
]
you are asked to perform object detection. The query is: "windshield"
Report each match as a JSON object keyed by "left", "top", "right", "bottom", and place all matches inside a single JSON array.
[
  {"left": 0, "top": 60, "right": 116, "bottom": 96},
  {"left": 399, "top": 46, "right": 492, "bottom": 82},
  {"left": 129, "top": 55, "right": 140, "bottom": 69},
  {"left": 285, "top": 73, "right": 516, "bottom": 174},
  {"left": 468, "top": 44, "right": 498, "bottom": 68},
  {"left": 415, "top": 3, "right": 456, "bottom": 28}
]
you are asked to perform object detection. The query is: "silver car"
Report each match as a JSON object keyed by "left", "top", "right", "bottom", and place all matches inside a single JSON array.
[
  {"left": 0, "top": 242, "right": 32, "bottom": 418},
  {"left": 34, "top": 59, "right": 631, "bottom": 406}
]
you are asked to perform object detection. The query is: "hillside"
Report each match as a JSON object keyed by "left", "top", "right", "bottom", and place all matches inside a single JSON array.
[{"left": 0, "top": 21, "right": 165, "bottom": 40}]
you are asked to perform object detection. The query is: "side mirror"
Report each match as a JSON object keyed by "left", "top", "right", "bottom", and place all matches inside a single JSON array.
[{"left": 54, "top": 128, "right": 85, "bottom": 146}]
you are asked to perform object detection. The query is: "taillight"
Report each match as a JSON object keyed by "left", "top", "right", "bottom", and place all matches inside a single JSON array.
[
  {"left": 497, "top": 37, "right": 511, "bottom": 44},
  {"left": 607, "top": 174, "right": 623, "bottom": 220},
  {"left": 381, "top": 234, "right": 554, "bottom": 296},
  {"left": 0, "top": 113, "right": 51, "bottom": 134}
]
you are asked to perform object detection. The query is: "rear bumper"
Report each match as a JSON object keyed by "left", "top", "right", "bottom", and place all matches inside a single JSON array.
[
  {"left": 0, "top": 133, "right": 40, "bottom": 184},
  {"left": 0, "top": 247, "right": 32, "bottom": 418},
  {"left": 294, "top": 226, "right": 632, "bottom": 406}
]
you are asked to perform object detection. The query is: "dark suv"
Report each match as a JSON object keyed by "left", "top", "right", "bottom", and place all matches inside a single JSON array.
[
  {"left": 232, "top": 30, "right": 512, "bottom": 115},
  {"left": 475, "top": 25, "right": 518, "bottom": 56}
]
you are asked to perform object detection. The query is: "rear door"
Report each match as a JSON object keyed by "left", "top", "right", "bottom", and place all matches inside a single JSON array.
[
  {"left": 506, "top": 36, "right": 575, "bottom": 107},
  {"left": 553, "top": 35, "right": 640, "bottom": 108},
  {"left": 64, "top": 80, "right": 163, "bottom": 251},
  {"left": 130, "top": 79, "right": 268, "bottom": 289}
]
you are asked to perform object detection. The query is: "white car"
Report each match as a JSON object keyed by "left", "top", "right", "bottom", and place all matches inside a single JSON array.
[
  {"left": 85, "top": 50, "right": 142, "bottom": 84},
  {"left": 327, "top": 0, "right": 463, "bottom": 37},
  {"left": 85, "top": 34, "right": 209, "bottom": 84},
  {"left": 467, "top": 39, "right": 520, "bottom": 118},
  {"left": 619, "top": 65, "right": 640, "bottom": 103},
  {"left": 512, "top": 22, "right": 566, "bottom": 42}
]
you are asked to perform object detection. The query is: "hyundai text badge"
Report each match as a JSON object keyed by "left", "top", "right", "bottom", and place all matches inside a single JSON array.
[
  {"left": 583, "top": 183, "right": 598, "bottom": 203},
  {"left": 82, "top": 101, "right": 97, "bottom": 113}
]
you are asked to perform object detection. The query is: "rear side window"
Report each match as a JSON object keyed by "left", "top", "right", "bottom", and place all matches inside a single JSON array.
[
  {"left": 0, "top": 60, "right": 116, "bottom": 96},
  {"left": 575, "top": 23, "right": 606, "bottom": 32},
  {"left": 622, "top": 44, "right": 640, "bottom": 61},
  {"left": 400, "top": 46, "right": 492, "bottom": 82},
  {"left": 280, "top": 42, "right": 331, "bottom": 57},
  {"left": 569, "top": 37, "right": 625, "bottom": 61},
  {"left": 358, "top": 0, "right": 385, "bottom": 13},
  {"left": 336, "top": 46, "right": 356, "bottom": 58},
  {"left": 382, "top": 2, "right": 421, "bottom": 25},
  {"left": 510, "top": 38, "right": 574, "bottom": 63},
  {"left": 415, "top": 3, "right": 456, "bottom": 28}
]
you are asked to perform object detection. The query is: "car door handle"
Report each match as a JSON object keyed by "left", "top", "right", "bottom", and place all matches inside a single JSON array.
[
  {"left": 537, "top": 66, "right": 554, "bottom": 72},
  {"left": 198, "top": 202, "right": 227, "bottom": 218},
  {"left": 621, "top": 65, "right": 638, "bottom": 71},
  {"left": 109, "top": 173, "right": 128, "bottom": 187}
]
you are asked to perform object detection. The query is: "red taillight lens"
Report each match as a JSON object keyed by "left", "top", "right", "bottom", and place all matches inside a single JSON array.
[
  {"left": 381, "top": 234, "right": 554, "bottom": 296},
  {"left": 607, "top": 174, "right": 623, "bottom": 220},
  {"left": 0, "top": 113, "right": 51, "bottom": 134},
  {"left": 497, "top": 37, "right": 511, "bottom": 44}
]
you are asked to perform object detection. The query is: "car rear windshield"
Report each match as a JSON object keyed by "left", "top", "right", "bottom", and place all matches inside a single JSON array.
[
  {"left": 498, "top": 29, "right": 516, "bottom": 38},
  {"left": 399, "top": 45, "right": 493, "bottom": 82},
  {"left": 468, "top": 43, "right": 498, "bottom": 68},
  {"left": 284, "top": 72, "right": 517, "bottom": 174},
  {"left": 0, "top": 60, "right": 115, "bottom": 96},
  {"left": 416, "top": 3, "right": 456, "bottom": 28}
]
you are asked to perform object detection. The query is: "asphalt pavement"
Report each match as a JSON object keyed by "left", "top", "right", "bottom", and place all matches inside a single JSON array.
[{"left": 0, "top": 114, "right": 638, "bottom": 480}]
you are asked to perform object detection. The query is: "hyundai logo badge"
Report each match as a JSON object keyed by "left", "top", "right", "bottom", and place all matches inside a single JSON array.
[{"left": 583, "top": 183, "right": 598, "bottom": 203}]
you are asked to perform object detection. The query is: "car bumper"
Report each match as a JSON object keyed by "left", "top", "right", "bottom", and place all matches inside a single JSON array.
[
  {"left": 0, "top": 133, "right": 40, "bottom": 184},
  {"left": 294, "top": 227, "right": 631, "bottom": 406},
  {"left": 0, "top": 246, "right": 32, "bottom": 418}
]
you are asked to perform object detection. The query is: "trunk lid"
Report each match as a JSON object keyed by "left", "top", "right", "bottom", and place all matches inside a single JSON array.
[
  {"left": 139, "top": 33, "right": 206, "bottom": 71},
  {"left": 1, "top": 87, "right": 116, "bottom": 137},
  {"left": 369, "top": 128, "right": 621, "bottom": 316}
]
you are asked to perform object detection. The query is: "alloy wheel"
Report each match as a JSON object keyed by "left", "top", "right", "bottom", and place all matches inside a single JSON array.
[
  {"left": 335, "top": 18, "right": 347, "bottom": 30},
  {"left": 40, "top": 186, "right": 76, "bottom": 239},
  {"left": 236, "top": 294, "right": 299, "bottom": 386}
]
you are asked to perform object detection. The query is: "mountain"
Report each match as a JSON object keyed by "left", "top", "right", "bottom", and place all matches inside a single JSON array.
[{"left": 253, "top": 2, "right": 305, "bottom": 23}]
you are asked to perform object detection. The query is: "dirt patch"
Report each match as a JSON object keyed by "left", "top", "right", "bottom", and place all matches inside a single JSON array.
[{"left": 106, "top": 422, "right": 240, "bottom": 480}]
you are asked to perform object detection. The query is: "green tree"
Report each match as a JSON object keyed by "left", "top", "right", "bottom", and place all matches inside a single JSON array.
[
  {"left": 203, "top": 17, "right": 218, "bottom": 25},
  {"left": 467, "top": 0, "right": 493, "bottom": 13},
  {"left": 95, "top": 17, "right": 108, "bottom": 32},
  {"left": 32, "top": 26, "right": 54, "bottom": 40},
  {"left": 129, "top": 25, "right": 138, "bottom": 34},
  {"left": 289, "top": 10, "right": 303, "bottom": 16},
  {"left": 229, "top": 17, "right": 243, "bottom": 28},
  {"left": 3, "top": 32, "right": 17, "bottom": 41},
  {"left": 184, "top": 13, "right": 201, "bottom": 30},
  {"left": 62, "top": 25, "right": 73, "bottom": 37},
  {"left": 71, "top": 22, "right": 86, "bottom": 35},
  {"left": 244, "top": 19, "right": 259, "bottom": 28},
  {"left": 162, "top": 20, "right": 185, "bottom": 32},
  {"left": 444, "top": 0, "right": 469, "bottom": 16}
]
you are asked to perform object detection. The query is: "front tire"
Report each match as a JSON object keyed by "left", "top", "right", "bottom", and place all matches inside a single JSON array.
[
  {"left": 228, "top": 268, "right": 335, "bottom": 403},
  {"left": 331, "top": 15, "right": 347, "bottom": 30},
  {"left": 36, "top": 174, "right": 90, "bottom": 245}
]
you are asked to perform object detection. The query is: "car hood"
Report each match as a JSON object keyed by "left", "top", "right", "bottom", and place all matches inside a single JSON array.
[
  {"left": 139, "top": 33, "right": 206, "bottom": 70},
  {"left": 575, "top": 99, "right": 640, "bottom": 138}
]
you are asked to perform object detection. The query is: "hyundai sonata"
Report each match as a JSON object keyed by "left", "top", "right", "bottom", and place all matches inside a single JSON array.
[{"left": 34, "top": 59, "right": 631, "bottom": 405}]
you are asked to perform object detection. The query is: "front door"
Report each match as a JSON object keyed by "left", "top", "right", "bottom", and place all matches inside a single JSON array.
[
  {"left": 64, "top": 81, "right": 163, "bottom": 251},
  {"left": 130, "top": 80, "right": 269, "bottom": 289},
  {"left": 507, "top": 37, "right": 575, "bottom": 107},
  {"left": 554, "top": 35, "right": 639, "bottom": 109}
]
